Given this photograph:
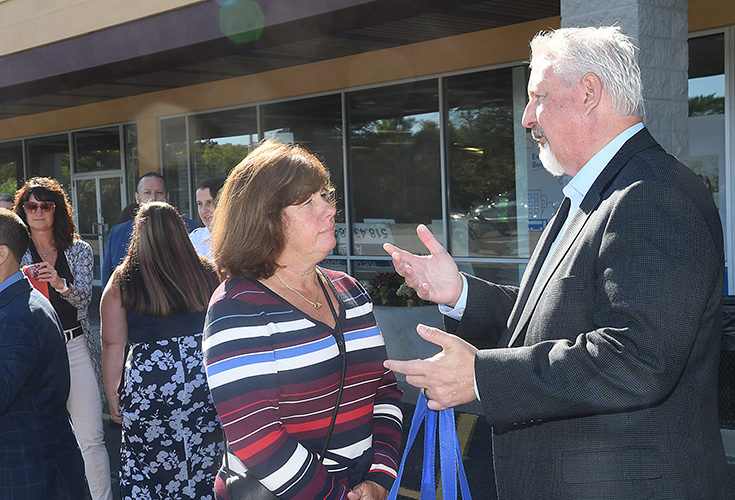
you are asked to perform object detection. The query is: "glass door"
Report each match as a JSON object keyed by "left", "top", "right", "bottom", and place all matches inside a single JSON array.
[{"left": 74, "top": 174, "right": 124, "bottom": 284}]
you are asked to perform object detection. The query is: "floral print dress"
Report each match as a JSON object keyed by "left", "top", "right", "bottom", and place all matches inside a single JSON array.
[{"left": 119, "top": 310, "right": 222, "bottom": 500}]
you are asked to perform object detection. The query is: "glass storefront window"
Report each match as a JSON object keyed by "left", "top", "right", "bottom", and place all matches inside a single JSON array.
[
  {"left": 446, "top": 65, "right": 567, "bottom": 266},
  {"left": 161, "top": 117, "right": 191, "bottom": 218},
  {"left": 0, "top": 141, "right": 23, "bottom": 196},
  {"left": 190, "top": 107, "right": 257, "bottom": 191},
  {"left": 74, "top": 126, "right": 121, "bottom": 173},
  {"left": 320, "top": 257, "right": 348, "bottom": 275},
  {"left": 3, "top": 65, "right": 585, "bottom": 289},
  {"left": 263, "top": 95, "right": 345, "bottom": 253},
  {"left": 446, "top": 68, "right": 518, "bottom": 258},
  {"left": 347, "top": 80, "right": 442, "bottom": 266},
  {"left": 456, "top": 260, "right": 527, "bottom": 288},
  {"left": 351, "top": 258, "right": 398, "bottom": 285},
  {"left": 26, "top": 134, "right": 71, "bottom": 196},
  {"left": 445, "top": 65, "right": 566, "bottom": 286},
  {"left": 688, "top": 33, "right": 727, "bottom": 265}
]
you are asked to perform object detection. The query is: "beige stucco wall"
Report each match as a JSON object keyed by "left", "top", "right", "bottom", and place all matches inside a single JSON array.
[{"left": 0, "top": 0, "right": 206, "bottom": 57}]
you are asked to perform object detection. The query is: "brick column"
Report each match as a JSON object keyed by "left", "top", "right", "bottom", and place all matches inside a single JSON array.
[{"left": 561, "top": 0, "right": 689, "bottom": 162}]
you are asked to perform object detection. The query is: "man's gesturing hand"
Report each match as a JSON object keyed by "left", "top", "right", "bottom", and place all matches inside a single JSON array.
[
  {"left": 384, "top": 324, "right": 478, "bottom": 411},
  {"left": 383, "top": 224, "right": 463, "bottom": 307}
]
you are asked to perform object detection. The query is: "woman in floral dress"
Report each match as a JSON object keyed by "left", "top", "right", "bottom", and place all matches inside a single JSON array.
[{"left": 101, "top": 202, "right": 222, "bottom": 500}]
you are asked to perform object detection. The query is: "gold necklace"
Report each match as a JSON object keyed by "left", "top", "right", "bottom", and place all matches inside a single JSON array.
[
  {"left": 275, "top": 272, "right": 322, "bottom": 309},
  {"left": 33, "top": 240, "right": 54, "bottom": 259}
]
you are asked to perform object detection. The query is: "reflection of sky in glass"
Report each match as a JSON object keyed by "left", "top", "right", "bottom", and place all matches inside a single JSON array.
[
  {"left": 411, "top": 111, "right": 439, "bottom": 123},
  {"left": 409, "top": 112, "right": 440, "bottom": 133},
  {"left": 207, "top": 134, "right": 258, "bottom": 146},
  {"left": 264, "top": 131, "right": 295, "bottom": 144},
  {"left": 689, "top": 75, "right": 725, "bottom": 98}
]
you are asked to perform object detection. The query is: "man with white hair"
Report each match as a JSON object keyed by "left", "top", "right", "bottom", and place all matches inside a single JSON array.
[{"left": 384, "top": 26, "right": 733, "bottom": 499}]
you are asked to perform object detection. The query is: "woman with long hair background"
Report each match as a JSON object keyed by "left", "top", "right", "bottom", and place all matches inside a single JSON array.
[{"left": 101, "top": 201, "right": 222, "bottom": 500}]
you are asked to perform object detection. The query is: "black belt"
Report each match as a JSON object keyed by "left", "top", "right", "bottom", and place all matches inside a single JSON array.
[{"left": 63, "top": 326, "right": 84, "bottom": 343}]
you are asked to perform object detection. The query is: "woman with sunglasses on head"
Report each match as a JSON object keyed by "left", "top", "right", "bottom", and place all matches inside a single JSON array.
[{"left": 14, "top": 177, "right": 113, "bottom": 500}]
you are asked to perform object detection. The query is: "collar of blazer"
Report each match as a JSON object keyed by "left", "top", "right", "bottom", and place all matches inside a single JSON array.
[
  {"left": 0, "top": 274, "right": 32, "bottom": 309},
  {"left": 507, "top": 127, "right": 657, "bottom": 347}
]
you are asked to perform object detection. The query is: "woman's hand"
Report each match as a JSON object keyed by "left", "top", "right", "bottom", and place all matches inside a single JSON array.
[
  {"left": 108, "top": 393, "right": 123, "bottom": 424},
  {"left": 346, "top": 481, "right": 388, "bottom": 500},
  {"left": 34, "top": 261, "right": 67, "bottom": 292}
]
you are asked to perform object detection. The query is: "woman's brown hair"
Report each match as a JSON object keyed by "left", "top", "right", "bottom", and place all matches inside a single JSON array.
[
  {"left": 211, "top": 139, "right": 334, "bottom": 280},
  {"left": 14, "top": 177, "right": 78, "bottom": 251},
  {"left": 113, "top": 202, "right": 219, "bottom": 316}
]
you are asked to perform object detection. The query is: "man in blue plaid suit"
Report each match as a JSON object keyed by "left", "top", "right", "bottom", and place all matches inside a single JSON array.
[{"left": 0, "top": 209, "right": 87, "bottom": 499}]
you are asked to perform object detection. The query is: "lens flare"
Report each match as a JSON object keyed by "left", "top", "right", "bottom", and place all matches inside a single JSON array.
[{"left": 219, "top": 0, "right": 266, "bottom": 44}]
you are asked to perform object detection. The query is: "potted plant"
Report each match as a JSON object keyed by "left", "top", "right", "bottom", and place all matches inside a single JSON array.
[{"left": 365, "top": 272, "right": 432, "bottom": 307}]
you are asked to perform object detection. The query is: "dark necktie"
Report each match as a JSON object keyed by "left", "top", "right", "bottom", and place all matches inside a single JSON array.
[{"left": 505, "top": 197, "right": 571, "bottom": 340}]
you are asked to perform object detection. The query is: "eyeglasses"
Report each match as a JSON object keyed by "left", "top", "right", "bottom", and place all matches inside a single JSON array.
[{"left": 23, "top": 201, "right": 56, "bottom": 214}]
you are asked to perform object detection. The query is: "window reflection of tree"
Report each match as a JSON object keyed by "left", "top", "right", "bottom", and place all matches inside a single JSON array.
[
  {"left": 689, "top": 93, "right": 725, "bottom": 116},
  {"left": 0, "top": 142, "right": 23, "bottom": 194},
  {"left": 350, "top": 116, "right": 441, "bottom": 225},
  {"left": 448, "top": 100, "right": 515, "bottom": 218},
  {"left": 194, "top": 139, "right": 250, "bottom": 180}
]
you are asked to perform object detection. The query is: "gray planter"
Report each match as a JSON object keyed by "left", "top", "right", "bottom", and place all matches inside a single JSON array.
[
  {"left": 373, "top": 305, "right": 444, "bottom": 362},
  {"left": 373, "top": 304, "right": 484, "bottom": 414}
]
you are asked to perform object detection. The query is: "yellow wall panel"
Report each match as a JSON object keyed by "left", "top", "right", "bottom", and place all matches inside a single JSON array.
[
  {"left": 137, "top": 116, "right": 160, "bottom": 175},
  {"left": 690, "top": 0, "right": 735, "bottom": 31}
]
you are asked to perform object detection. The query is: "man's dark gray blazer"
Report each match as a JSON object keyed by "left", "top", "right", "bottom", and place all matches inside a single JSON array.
[
  {"left": 450, "top": 128, "right": 733, "bottom": 499},
  {"left": 0, "top": 276, "right": 86, "bottom": 499}
]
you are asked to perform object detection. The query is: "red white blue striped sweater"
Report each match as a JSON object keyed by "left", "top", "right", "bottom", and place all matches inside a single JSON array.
[{"left": 203, "top": 269, "right": 403, "bottom": 500}]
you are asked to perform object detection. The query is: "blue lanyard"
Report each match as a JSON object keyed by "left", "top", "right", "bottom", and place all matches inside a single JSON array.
[{"left": 388, "top": 392, "right": 472, "bottom": 500}]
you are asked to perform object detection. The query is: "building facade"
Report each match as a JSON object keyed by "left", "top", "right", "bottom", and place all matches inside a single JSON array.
[{"left": 0, "top": 0, "right": 733, "bottom": 290}]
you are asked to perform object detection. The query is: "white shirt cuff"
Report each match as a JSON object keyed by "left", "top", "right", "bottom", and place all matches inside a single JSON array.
[
  {"left": 437, "top": 274, "right": 468, "bottom": 321},
  {"left": 436, "top": 275, "right": 479, "bottom": 401}
]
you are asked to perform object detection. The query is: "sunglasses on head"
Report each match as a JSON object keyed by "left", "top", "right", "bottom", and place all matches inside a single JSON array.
[{"left": 23, "top": 201, "right": 56, "bottom": 214}]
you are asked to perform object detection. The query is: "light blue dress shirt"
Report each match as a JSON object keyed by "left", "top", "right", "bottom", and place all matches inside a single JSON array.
[{"left": 0, "top": 270, "right": 24, "bottom": 294}]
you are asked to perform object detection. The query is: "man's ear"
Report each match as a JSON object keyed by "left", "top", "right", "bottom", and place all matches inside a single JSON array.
[
  {"left": 581, "top": 72, "right": 603, "bottom": 114},
  {"left": 0, "top": 245, "right": 11, "bottom": 267}
]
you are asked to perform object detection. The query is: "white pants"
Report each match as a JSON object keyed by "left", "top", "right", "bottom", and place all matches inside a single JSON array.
[{"left": 66, "top": 335, "right": 113, "bottom": 500}]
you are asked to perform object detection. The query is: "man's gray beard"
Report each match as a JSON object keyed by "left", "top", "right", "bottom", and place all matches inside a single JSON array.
[{"left": 538, "top": 142, "right": 565, "bottom": 177}]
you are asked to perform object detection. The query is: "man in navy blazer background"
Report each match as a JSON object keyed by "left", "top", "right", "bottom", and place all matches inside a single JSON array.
[
  {"left": 0, "top": 208, "right": 87, "bottom": 499},
  {"left": 384, "top": 26, "right": 733, "bottom": 499},
  {"left": 101, "top": 172, "right": 198, "bottom": 286}
]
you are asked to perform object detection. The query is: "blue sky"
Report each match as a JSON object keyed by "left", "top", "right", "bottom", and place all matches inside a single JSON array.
[{"left": 689, "top": 74, "right": 725, "bottom": 98}]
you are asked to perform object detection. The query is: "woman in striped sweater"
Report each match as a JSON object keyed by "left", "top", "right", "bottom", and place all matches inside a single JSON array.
[{"left": 203, "top": 139, "right": 403, "bottom": 500}]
